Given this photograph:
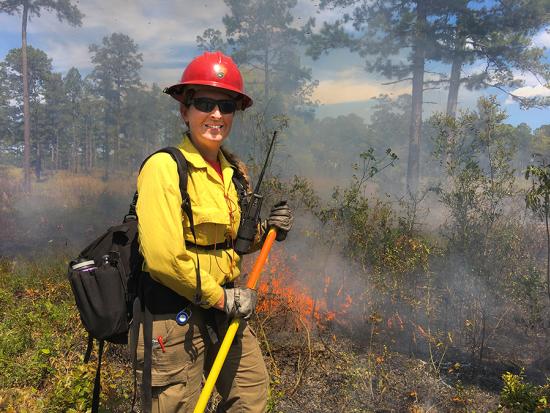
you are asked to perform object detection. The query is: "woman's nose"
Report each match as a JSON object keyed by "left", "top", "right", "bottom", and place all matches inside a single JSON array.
[{"left": 210, "top": 106, "right": 223, "bottom": 118}]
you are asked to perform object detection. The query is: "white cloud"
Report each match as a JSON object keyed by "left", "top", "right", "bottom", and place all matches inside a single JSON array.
[
  {"left": 293, "top": 0, "right": 351, "bottom": 31},
  {"left": 1, "top": 0, "right": 548, "bottom": 128},
  {"left": 306, "top": 49, "right": 413, "bottom": 104},
  {"left": 314, "top": 77, "right": 409, "bottom": 104},
  {"left": 0, "top": 1, "right": 231, "bottom": 80},
  {"left": 44, "top": 40, "right": 91, "bottom": 72},
  {"left": 461, "top": 56, "right": 550, "bottom": 107},
  {"left": 0, "top": 1, "right": 228, "bottom": 42},
  {"left": 79, "top": 1, "right": 229, "bottom": 45},
  {"left": 533, "top": 29, "right": 550, "bottom": 48},
  {"left": 141, "top": 67, "right": 182, "bottom": 86},
  {"left": 504, "top": 84, "right": 550, "bottom": 104}
]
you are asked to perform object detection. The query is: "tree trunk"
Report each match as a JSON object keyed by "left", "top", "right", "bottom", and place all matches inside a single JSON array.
[
  {"left": 545, "top": 195, "right": 550, "bottom": 302},
  {"left": 446, "top": 12, "right": 465, "bottom": 119},
  {"left": 115, "top": 88, "right": 121, "bottom": 171},
  {"left": 104, "top": 133, "right": 109, "bottom": 179},
  {"left": 21, "top": 1, "right": 31, "bottom": 192},
  {"left": 145, "top": 127, "right": 150, "bottom": 158},
  {"left": 443, "top": 54, "right": 464, "bottom": 167},
  {"left": 85, "top": 119, "right": 90, "bottom": 172},
  {"left": 103, "top": 109, "right": 110, "bottom": 180},
  {"left": 35, "top": 143, "right": 41, "bottom": 181},
  {"left": 446, "top": 54, "right": 463, "bottom": 118},
  {"left": 117, "top": 131, "right": 121, "bottom": 169},
  {"left": 406, "top": 1, "right": 427, "bottom": 195},
  {"left": 264, "top": 46, "right": 269, "bottom": 105},
  {"left": 91, "top": 125, "right": 96, "bottom": 170},
  {"left": 72, "top": 112, "right": 78, "bottom": 173},
  {"left": 479, "top": 306, "right": 487, "bottom": 365},
  {"left": 55, "top": 133, "right": 59, "bottom": 170}
]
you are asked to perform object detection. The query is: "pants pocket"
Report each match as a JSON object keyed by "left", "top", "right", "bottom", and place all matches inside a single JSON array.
[{"left": 134, "top": 317, "right": 193, "bottom": 386}]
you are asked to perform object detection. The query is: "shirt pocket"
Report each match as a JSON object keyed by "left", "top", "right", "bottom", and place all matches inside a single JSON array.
[{"left": 188, "top": 205, "right": 229, "bottom": 226}]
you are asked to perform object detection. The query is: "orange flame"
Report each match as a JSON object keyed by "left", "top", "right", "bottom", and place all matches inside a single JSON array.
[{"left": 250, "top": 246, "right": 356, "bottom": 329}]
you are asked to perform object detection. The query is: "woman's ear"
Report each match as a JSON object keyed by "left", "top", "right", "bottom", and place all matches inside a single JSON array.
[
  {"left": 180, "top": 103, "right": 189, "bottom": 123},
  {"left": 179, "top": 103, "right": 191, "bottom": 129}
]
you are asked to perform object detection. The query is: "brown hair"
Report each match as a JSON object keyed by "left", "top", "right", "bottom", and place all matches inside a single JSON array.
[{"left": 220, "top": 146, "right": 252, "bottom": 192}]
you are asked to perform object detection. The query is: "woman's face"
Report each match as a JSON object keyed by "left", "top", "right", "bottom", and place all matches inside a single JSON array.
[{"left": 180, "top": 88, "right": 235, "bottom": 153}]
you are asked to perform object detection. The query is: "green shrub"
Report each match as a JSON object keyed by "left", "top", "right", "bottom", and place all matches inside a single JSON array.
[
  {"left": 497, "top": 371, "right": 550, "bottom": 412},
  {"left": 0, "top": 257, "right": 134, "bottom": 412}
]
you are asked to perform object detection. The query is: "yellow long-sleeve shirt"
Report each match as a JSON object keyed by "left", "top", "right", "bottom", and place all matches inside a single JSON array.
[{"left": 136, "top": 135, "right": 242, "bottom": 308}]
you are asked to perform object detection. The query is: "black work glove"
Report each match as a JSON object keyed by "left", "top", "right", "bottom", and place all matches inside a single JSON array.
[
  {"left": 267, "top": 201, "right": 293, "bottom": 241},
  {"left": 223, "top": 287, "right": 258, "bottom": 320}
]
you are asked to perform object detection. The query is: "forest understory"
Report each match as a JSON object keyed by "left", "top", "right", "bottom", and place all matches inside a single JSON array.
[
  {"left": 0, "top": 256, "right": 508, "bottom": 413},
  {"left": 2, "top": 0, "right": 550, "bottom": 410},
  {"left": 1, "top": 162, "right": 550, "bottom": 412}
]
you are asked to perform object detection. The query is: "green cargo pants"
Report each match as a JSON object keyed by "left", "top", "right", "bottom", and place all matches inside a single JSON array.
[{"left": 132, "top": 305, "right": 269, "bottom": 413}]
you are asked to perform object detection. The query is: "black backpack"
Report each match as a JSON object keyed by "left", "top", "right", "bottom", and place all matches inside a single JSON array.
[{"left": 67, "top": 146, "right": 248, "bottom": 413}]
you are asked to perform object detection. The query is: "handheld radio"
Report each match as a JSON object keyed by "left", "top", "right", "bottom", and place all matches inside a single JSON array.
[{"left": 234, "top": 131, "right": 277, "bottom": 255}]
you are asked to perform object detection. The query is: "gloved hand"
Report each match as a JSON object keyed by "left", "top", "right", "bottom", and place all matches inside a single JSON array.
[
  {"left": 267, "top": 201, "right": 293, "bottom": 241},
  {"left": 223, "top": 287, "right": 258, "bottom": 320}
]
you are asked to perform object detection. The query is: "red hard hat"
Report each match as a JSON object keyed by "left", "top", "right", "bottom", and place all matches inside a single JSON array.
[{"left": 164, "top": 51, "right": 253, "bottom": 110}]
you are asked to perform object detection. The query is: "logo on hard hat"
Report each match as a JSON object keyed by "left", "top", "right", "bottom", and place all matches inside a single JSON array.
[{"left": 214, "top": 63, "right": 226, "bottom": 79}]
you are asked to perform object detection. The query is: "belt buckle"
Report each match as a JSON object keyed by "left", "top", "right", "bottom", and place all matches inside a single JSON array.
[{"left": 225, "top": 236, "right": 233, "bottom": 249}]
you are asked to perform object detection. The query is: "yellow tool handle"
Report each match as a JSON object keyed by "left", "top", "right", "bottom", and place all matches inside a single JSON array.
[{"left": 193, "top": 229, "right": 278, "bottom": 413}]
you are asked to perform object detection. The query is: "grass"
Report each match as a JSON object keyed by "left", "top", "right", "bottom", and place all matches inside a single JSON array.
[
  {"left": 0, "top": 250, "right": 545, "bottom": 412},
  {"left": 0, "top": 166, "right": 548, "bottom": 412},
  {"left": 0, "top": 166, "right": 136, "bottom": 257},
  {"left": 0, "top": 256, "right": 134, "bottom": 413}
]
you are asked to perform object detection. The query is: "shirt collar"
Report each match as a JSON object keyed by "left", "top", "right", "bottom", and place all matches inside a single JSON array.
[
  {"left": 180, "top": 133, "right": 236, "bottom": 188},
  {"left": 180, "top": 133, "right": 209, "bottom": 169}
]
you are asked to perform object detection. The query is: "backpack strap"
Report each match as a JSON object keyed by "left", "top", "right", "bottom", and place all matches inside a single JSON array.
[
  {"left": 126, "top": 191, "right": 139, "bottom": 221},
  {"left": 84, "top": 334, "right": 102, "bottom": 413},
  {"left": 134, "top": 146, "right": 203, "bottom": 305},
  {"left": 90, "top": 339, "right": 104, "bottom": 413},
  {"left": 130, "top": 147, "right": 201, "bottom": 413},
  {"left": 231, "top": 167, "right": 249, "bottom": 221},
  {"left": 157, "top": 147, "right": 203, "bottom": 304},
  {"left": 127, "top": 147, "right": 250, "bottom": 412},
  {"left": 84, "top": 334, "right": 93, "bottom": 363},
  {"left": 141, "top": 299, "right": 154, "bottom": 413},
  {"left": 130, "top": 292, "right": 143, "bottom": 412}
]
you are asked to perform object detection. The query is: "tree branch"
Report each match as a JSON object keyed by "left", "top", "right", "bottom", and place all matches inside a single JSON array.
[{"left": 381, "top": 77, "right": 413, "bottom": 85}]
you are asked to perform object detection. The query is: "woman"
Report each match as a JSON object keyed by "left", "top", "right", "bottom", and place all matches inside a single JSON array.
[{"left": 134, "top": 51, "right": 292, "bottom": 413}]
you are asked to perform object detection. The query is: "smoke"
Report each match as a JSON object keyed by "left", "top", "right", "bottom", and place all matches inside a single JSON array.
[
  {"left": 0, "top": 170, "right": 134, "bottom": 258},
  {"left": 1, "top": 1, "right": 549, "bottom": 393}
]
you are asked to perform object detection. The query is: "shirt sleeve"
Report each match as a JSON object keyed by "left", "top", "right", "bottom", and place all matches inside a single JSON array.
[{"left": 136, "top": 153, "right": 224, "bottom": 308}]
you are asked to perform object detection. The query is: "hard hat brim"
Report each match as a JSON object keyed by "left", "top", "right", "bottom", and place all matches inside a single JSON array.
[{"left": 164, "top": 81, "right": 253, "bottom": 110}]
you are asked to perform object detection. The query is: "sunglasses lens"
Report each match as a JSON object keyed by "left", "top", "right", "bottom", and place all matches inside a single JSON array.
[
  {"left": 193, "top": 98, "right": 215, "bottom": 113},
  {"left": 218, "top": 100, "right": 237, "bottom": 114},
  {"left": 192, "top": 98, "right": 236, "bottom": 114}
]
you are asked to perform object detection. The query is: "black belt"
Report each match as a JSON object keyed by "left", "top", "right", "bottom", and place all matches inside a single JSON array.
[{"left": 185, "top": 239, "right": 234, "bottom": 250}]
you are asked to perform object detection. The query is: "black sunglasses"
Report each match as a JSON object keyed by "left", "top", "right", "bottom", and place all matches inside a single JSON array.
[{"left": 190, "top": 97, "right": 237, "bottom": 114}]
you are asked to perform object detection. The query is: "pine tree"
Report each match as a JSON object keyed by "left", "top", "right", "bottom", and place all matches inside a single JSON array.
[
  {"left": 0, "top": 0, "right": 82, "bottom": 191},
  {"left": 307, "top": 0, "right": 447, "bottom": 194},
  {"left": 64, "top": 67, "right": 83, "bottom": 172},
  {"left": 440, "top": 0, "right": 550, "bottom": 118},
  {"left": 1, "top": 46, "right": 53, "bottom": 172},
  {"left": 88, "top": 33, "right": 142, "bottom": 179}
]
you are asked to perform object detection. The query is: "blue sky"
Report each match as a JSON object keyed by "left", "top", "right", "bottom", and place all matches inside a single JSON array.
[{"left": 1, "top": 0, "right": 549, "bottom": 129}]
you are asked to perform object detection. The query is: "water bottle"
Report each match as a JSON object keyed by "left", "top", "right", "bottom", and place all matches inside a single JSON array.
[{"left": 71, "top": 258, "right": 96, "bottom": 272}]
